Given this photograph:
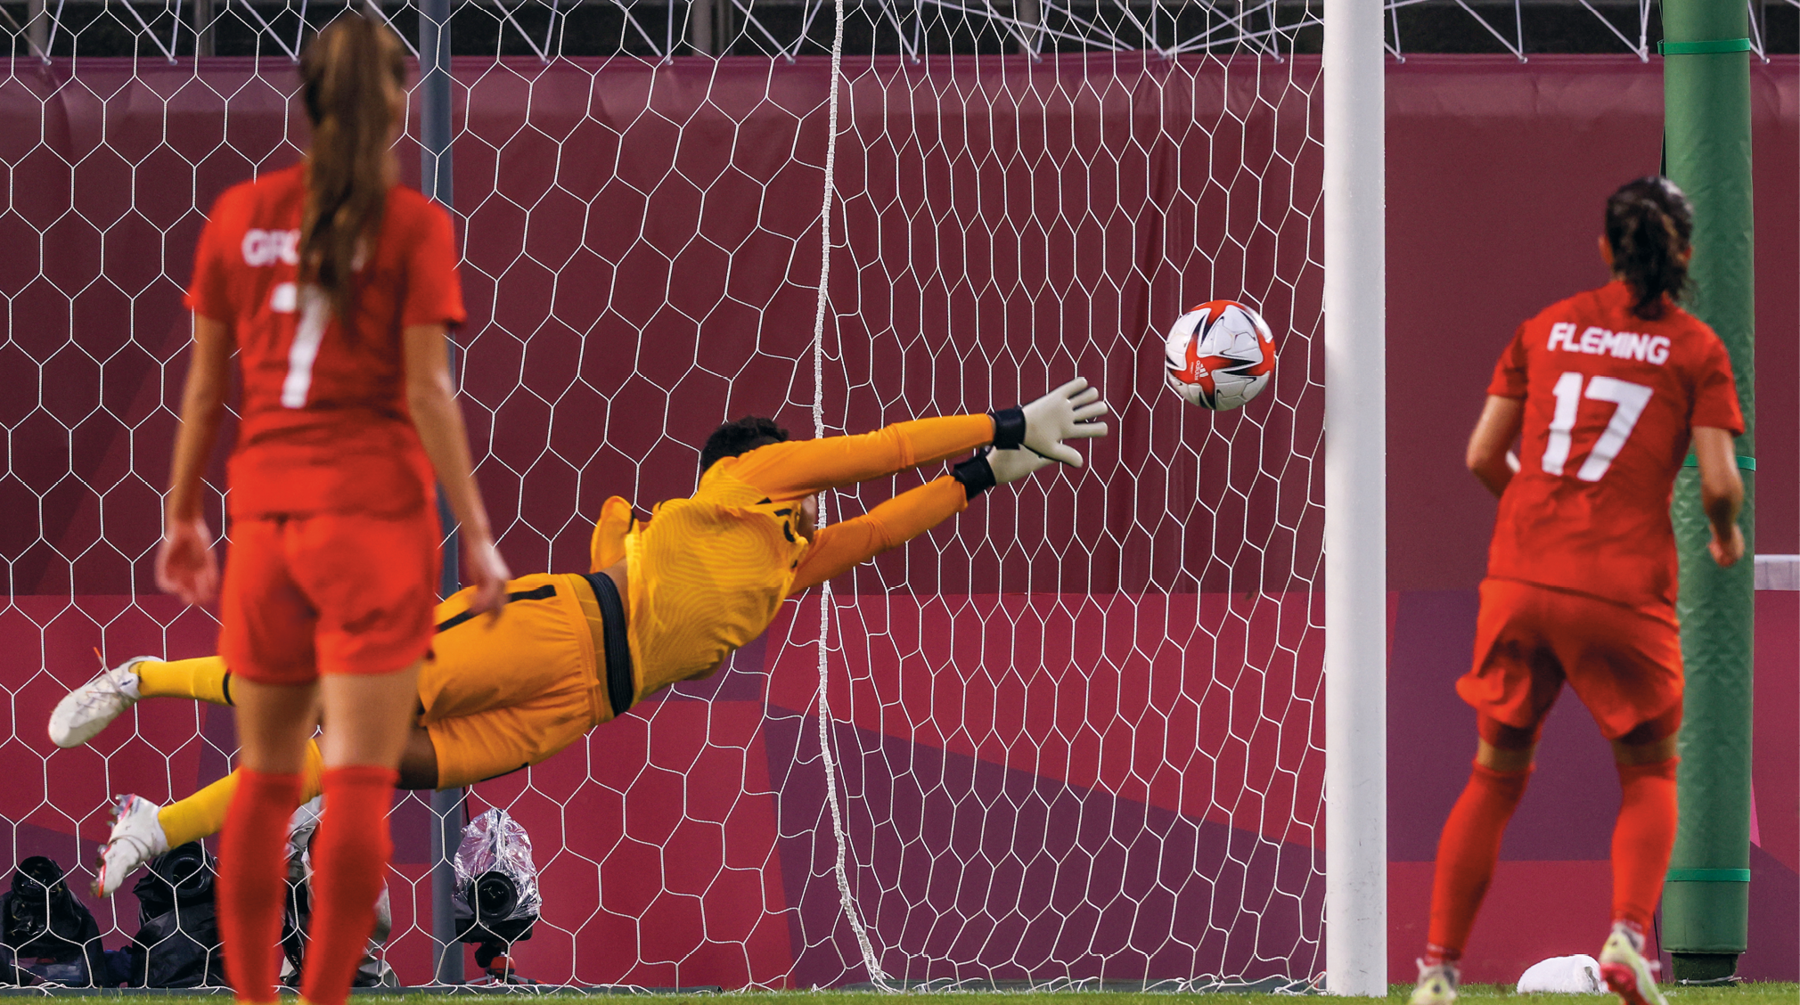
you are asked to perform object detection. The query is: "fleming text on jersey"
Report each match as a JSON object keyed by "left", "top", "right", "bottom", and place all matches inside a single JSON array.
[{"left": 1546, "top": 321, "right": 1671, "bottom": 364}]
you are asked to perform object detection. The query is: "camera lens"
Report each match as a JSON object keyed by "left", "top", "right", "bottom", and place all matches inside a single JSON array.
[{"left": 468, "top": 872, "right": 518, "bottom": 921}]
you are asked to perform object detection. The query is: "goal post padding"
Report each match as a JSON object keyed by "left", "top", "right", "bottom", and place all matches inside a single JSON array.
[
  {"left": 1662, "top": 0, "right": 1757, "bottom": 975},
  {"left": 0, "top": 53, "right": 1325, "bottom": 987}
]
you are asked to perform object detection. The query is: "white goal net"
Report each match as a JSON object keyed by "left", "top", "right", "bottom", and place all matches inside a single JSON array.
[{"left": 1, "top": 0, "right": 1324, "bottom": 988}]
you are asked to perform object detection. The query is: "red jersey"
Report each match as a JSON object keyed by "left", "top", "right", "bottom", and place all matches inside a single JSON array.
[
  {"left": 1484, "top": 280, "right": 1744, "bottom": 622},
  {"left": 185, "top": 163, "right": 466, "bottom": 517}
]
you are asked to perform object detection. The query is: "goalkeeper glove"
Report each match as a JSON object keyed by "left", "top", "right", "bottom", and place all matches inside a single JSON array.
[
  {"left": 951, "top": 447, "right": 1054, "bottom": 499},
  {"left": 990, "top": 377, "right": 1110, "bottom": 467}
]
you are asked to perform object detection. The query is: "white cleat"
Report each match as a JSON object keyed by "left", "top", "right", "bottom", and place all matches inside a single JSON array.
[
  {"left": 1408, "top": 959, "right": 1459, "bottom": 1005},
  {"left": 48, "top": 656, "right": 151, "bottom": 748},
  {"left": 1599, "top": 925, "right": 1668, "bottom": 1005},
  {"left": 94, "top": 794, "right": 168, "bottom": 898}
]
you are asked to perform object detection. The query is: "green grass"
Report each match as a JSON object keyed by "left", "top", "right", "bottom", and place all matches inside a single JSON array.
[
  {"left": 22, "top": 985, "right": 1793, "bottom": 1005},
  {"left": 1431, "top": 985, "right": 1800, "bottom": 1004}
]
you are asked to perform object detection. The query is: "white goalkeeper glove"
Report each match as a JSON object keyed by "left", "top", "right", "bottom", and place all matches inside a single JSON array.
[
  {"left": 987, "top": 446, "right": 1053, "bottom": 484},
  {"left": 990, "top": 377, "right": 1110, "bottom": 467},
  {"left": 950, "top": 447, "right": 1053, "bottom": 499}
]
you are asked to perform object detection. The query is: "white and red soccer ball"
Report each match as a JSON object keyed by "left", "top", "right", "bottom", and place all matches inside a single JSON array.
[{"left": 1162, "top": 299, "right": 1276, "bottom": 411}]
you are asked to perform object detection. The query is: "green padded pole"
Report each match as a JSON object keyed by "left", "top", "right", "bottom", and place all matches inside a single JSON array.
[{"left": 1661, "top": 0, "right": 1755, "bottom": 982}]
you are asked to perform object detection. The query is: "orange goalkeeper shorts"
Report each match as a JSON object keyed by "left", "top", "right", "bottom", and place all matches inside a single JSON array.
[
  {"left": 219, "top": 508, "right": 440, "bottom": 685},
  {"left": 1456, "top": 577, "right": 1683, "bottom": 741},
  {"left": 421, "top": 573, "right": 608, "bottom": 788}
]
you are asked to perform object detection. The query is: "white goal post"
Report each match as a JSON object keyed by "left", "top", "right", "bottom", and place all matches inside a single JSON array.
[{"left": 1323, "top": 0, "right": 1389, "bottom": 995}]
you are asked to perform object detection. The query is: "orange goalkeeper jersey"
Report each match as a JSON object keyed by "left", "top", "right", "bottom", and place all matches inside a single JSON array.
[{"left": 589, "top": 415, "right": 994, "bottom": 703}]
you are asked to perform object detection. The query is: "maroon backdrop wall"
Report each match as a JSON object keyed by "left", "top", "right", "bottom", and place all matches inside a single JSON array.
[
  {"left": 0, "top": 53, "right": 1793, "bottom": 986},
  {"left": 1, "top": 50, "right": 1335, "bottom": 988}
]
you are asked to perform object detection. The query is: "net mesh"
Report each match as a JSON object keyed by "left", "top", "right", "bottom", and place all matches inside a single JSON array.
[{"left": 1, "top": 0, "right": 1323, "bottom": 988}]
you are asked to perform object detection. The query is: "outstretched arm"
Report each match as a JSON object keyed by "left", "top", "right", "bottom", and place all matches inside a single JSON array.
[
  {"left": 156, "top": 314, "right": 233, "bottom": 605},
  {"left": 790, "top": 476, "right": 968, "bottom": 593},
  {"left": 725, "top": 415, "right": 996, "bottom": 500},
  {"left": 788, "top": 447, "right": 1053, "bottom": 593},
  {"left": 726, "top": 379, "right": 1109, "bottom": 499},
  {"left": 405, "top": 322, "right": 511, "bottom": 617}
]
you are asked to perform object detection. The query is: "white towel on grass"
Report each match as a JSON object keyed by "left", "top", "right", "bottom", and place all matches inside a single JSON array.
[{"left": 1517, "top": 954, "right": 1606, "bottom": 994}]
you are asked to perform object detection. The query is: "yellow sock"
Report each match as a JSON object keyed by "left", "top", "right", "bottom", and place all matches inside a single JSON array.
[
  {"left": 135, "top": 656, "right": 232, "bottom": 705},
  {"left": 157, "top": 772, "right": 236, "bottom": 848},
  {"left": 155, "top": 740, "right": 326, "bottom": 846}
]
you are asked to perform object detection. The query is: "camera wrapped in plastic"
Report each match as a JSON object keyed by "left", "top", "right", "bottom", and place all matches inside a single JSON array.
[{"left": 453, "top": 808, "right": 540, "bottom": 980}]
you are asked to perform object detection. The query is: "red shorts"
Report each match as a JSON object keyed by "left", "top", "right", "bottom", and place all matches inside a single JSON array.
[
  {"left": 1457, "top": 578, "right": 1682, "bottom": 741},
  {"left": 220, "top": 509, "right": 440, "bottom": 685}
]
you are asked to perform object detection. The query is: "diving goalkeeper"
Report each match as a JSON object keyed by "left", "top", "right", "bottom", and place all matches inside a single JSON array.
[{"left": 57, "top": 380, "right": 1109, "bottom": 896}]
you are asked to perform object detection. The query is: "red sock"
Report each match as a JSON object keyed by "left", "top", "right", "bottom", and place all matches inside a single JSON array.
[
  {"left": 1612, "top": 757, "right": 1678, "bottom": 931},
  {"left": 1425, "top": 761, "right": 1532, "bottom": 963},
  {"left": 218, "top": 768, "right": 304, "bottom": 1004},
  {"left": 300, "top": 766, "right": 397, "bottom": 1005}
]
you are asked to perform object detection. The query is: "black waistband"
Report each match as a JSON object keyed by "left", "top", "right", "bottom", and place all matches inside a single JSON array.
[
  {"left": 582, "top": 571, "right": 635, "bottom": 719},
  {"left": 435, "top": 584, "right": 557, "bottom": 634}
]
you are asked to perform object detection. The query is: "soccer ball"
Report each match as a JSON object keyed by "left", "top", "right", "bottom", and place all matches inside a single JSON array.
[{"left": 1162, "top": 300, "right": 1276, "bottom": 410}]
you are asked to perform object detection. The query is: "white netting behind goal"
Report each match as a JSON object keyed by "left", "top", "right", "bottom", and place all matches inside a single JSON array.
[{"left": 1, "top": 0, "right": 1322, "bottom": 988}]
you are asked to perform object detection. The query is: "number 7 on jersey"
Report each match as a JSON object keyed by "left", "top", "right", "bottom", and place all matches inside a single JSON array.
[
  {"left": 280, "top": 283, "right": 330, "bottom": 409},
  {"left": 1541, "top": 371, "right": 1653, "bottom": 482}
]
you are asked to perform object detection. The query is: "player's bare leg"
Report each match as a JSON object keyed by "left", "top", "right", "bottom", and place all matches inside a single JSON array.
[
  {"left": 1598, "top": 729, "right": 1678, "bottom": 1005},
  {"left": 398, "top": 723, "right": 441, "bottom": 790}
]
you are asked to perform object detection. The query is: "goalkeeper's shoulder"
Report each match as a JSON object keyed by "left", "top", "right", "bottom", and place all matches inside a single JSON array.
[{"left": 588, "top": 495, "right": 639, "bottom": 572}]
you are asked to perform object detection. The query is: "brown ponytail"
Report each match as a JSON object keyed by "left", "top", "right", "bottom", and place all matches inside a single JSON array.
[
  {"left": 1603, "top": 175, "right": 1694, "bottom": 321},
  {"left": 298, "top": 13, "right": 407, "bottom": 331}
]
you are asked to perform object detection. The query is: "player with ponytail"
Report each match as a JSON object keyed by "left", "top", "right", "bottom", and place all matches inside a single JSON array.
[
  {"left": 298, "top": 16, "right": 409, "bottom": 333},
  {"left": 150, "top": 13, "right": 508, "bottom": 1005},
  {"left": 1603, "top": 175, "right": 1694, "bottom": 320},
  {"left": 1408, "top": 175, "right": 1743, "bottom": 1005}
]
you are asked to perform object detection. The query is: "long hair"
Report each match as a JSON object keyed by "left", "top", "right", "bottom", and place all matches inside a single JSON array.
[
  {"left": 1604, "top": 176, "right": 1694, "bottom": 321},
  {"left": 298, "top": 14, "right": 407, "bottom": 330}
]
